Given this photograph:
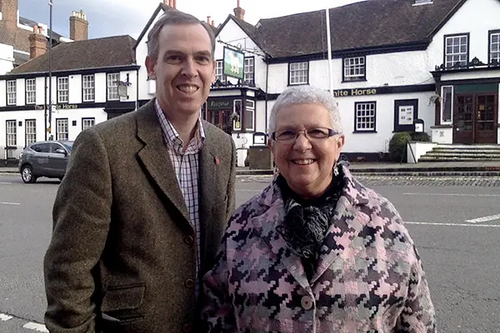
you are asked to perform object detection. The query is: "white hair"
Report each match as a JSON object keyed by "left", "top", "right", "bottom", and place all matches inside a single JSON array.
[{"left": 268, "top": 86, "right": 343, "bottom": 138}]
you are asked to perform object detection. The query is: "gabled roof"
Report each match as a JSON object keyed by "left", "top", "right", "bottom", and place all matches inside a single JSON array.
[
  {"left": 9, "top": 35, "right": 137, "bottom": 74},
  {"left": 216, "top": 15, "right": 264, "bottom": 52},
  {"left": 218, "top": 0, "right": 468, "bottom": 59},
  {"left": 134, "top": 3, "right": 176, "bottom": 50}
]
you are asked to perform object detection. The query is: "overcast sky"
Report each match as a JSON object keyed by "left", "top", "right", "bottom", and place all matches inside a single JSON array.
[{"left": 18, "top": 0, "right": 363, "bottom": 39}]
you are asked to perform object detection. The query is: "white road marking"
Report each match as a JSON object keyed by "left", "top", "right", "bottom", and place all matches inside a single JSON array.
[
  {"left": 0, "top": 202, "right": 20, "bottom": 205},
  {"left": 0, "top": 313, "right": 13, "bottom": 321},
  {"left": 404, "top": 193, "right": 500, "bottom": 197},
  {"left": 22, "top": 322, "right": 49, "bottom": 332},
  {"left": 0, "top": 182, "right": 12, "bottom": 185},
  {"left": 406, "top": 221, "right": 500, "bottom": 228},
  {"left": 465, "top": 214, "right": 500, "bottom": 224}
]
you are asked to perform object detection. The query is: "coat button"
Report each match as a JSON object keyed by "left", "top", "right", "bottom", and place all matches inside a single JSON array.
[
  {"left": 184, "top": 278, "right": 195, "bottom": 288},
  {"left": 301, "top": 296, "right": 313, "bottom": 310},
  {"left": 184, "top": 235, "right": 194, "bottom": 246},
  {"left": 182, "top": 323, "right": 191, "bottom": 333}
]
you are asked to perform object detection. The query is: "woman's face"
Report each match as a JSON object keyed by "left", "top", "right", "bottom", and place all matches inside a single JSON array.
[{"left": 269, "top": 103, "right": 345, "bottom": 199}]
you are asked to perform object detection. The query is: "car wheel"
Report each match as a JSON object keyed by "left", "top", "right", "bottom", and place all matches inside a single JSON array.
[{"left": 21, "top": 165, "right": 37, "bottom": 183}]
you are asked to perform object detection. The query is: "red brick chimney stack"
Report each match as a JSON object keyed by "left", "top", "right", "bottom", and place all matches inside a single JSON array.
[
  {"left": 28, "top": 25, "right": 47, "bottom": 59},
  {"left": 234, "top": 0, "right": 245, "bottom": 21},
  {"left": 70, "top": 10, "right": 88, "bottom": 41},
  {"left": 0, "top": 0, "right": 19, "bottom": 30},
  {"left": 164, "top": 0, "right": 176, "bottom": 8}
]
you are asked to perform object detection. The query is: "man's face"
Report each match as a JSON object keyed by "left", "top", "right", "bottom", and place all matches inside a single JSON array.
[{"left": 146, "top": 24, "right": 215, "bottom": 118}]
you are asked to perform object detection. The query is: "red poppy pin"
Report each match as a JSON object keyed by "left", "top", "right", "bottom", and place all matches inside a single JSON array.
[{"left": 215, "top": 156, "right": 220, "bottom": 165}]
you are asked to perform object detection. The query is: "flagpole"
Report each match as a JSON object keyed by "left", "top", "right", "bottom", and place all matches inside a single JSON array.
[
  {"left": 48, "top": 0, "right": 53, "bottom": 140},
  {"left": 325, "top": 7, "right": 333, "bottom": 94}
]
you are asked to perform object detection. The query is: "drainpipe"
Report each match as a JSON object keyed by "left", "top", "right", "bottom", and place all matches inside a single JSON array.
[{"left": 264, "top": 55, "right": 269, "bottom": 133}]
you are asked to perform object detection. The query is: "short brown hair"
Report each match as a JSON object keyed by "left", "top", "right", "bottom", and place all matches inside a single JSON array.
[{"left": 146, "top": 10, "right": 215, "bottom": 59}]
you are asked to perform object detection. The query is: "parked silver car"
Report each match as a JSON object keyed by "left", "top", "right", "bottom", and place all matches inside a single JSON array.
[{"left": 18, "top": 140, "right": 73, "bottom": 183}]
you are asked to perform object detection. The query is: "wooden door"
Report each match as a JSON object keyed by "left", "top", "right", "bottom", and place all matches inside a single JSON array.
[{"left": 453, "top": 94, "right": 474, "bottom": 144}]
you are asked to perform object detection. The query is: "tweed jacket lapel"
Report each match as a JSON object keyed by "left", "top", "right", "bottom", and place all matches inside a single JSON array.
[{"left": 135, "top": 100, "right": 191, "bottom": 228}]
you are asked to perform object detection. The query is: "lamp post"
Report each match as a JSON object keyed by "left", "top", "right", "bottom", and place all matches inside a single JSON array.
[
  {"left": 48, "top": 0, "right": 53, "bottom": 140},
  {"left": 326, "top": 7, "right": 333, "bottom": 94}
]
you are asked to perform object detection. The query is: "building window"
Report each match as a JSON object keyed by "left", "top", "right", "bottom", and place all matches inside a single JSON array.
[
  {"left": 56, "top": 118, "right": 68, "bottom": 141},
  {"left": 25, "top": 119, "right": 36, "bottom": 145},
  {"left": 244, "top": 57, "right": 254, "bottom": 86},
  {"left": 354, "top": 102, "right": 376, "bottom": 132},
  {"left": 7, "top": 80, "right": 16, "bottom": 105},
  {"left": 107, "top": 73, "right": 120, "bottom": 101},
  {"left": 444, "top": 34, "right": 468, "bottom": 68},
  {"left": 57, "top": 77, "right": 69, "bottom": 103},
  {"left": 26, "top": 78, "right": 36, "bottom": 104},
  {"left": 490, "top": 31, "right": 500, "bottom": 65},
  {"left": 215, "top": 60, "right": 226, "bottom": 83},
  {"left": 441, "top": 86, "right": 453, "bottom": 123},
  {"left": 82, "top": 75, "right": 95, "bottom": 102},
  {"left": 289, "top": 62, "right": 308, "bottom": 85},
  {"left": 245, "top": 100, "right": 255, "bottom": 131},
  {"left": 233, "top": 99, "right": 242, "bottom": 130},
  {"left": 6, "top": 120, "right": 17, "bottom": 147},
  {"left": 82, "top": 117, "right": 95, "bottom": 131},
  {"left": 343, "top": 56, "right": 366, "bottom": 81}
]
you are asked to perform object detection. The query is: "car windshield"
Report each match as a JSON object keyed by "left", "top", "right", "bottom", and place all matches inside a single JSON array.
[{"left": 61, "top": 142, "right": 73, "bottom": 151}]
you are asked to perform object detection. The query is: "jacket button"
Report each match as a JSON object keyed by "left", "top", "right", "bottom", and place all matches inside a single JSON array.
[
  {"left": 184, "top": 235, "right": 194, "bottom": 246},
  {"left": 182, "top": 323, "right": 191, "bottom": 333},
  {"left": 184, "top": 278, "right": 195, "bottom": 288},
  {"left": 301, "top": 296, "right": 313, "bottom": 310}
]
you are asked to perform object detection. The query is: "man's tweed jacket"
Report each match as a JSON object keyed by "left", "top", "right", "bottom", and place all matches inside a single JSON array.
[
  {"left": 44, "top": 99, "right": 236, "bottom": 333},
  {"left": 202, "top": 166, "right": 436, "bottom": 333}
]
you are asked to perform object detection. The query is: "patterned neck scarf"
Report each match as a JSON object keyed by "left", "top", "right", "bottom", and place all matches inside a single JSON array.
[{"left": 276, "top": 165, "right": 345, "bottom": 280}]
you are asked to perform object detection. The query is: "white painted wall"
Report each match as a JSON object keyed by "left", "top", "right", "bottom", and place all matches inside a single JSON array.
[
  {"left": 431, "top": 127, "right": 453, "bottom": 144},
  {"left": 0, "top": 43, "right": 14, "bottom": 75},
  {"left": 427, "top": 0, "right": 500, "bottom": 69}
]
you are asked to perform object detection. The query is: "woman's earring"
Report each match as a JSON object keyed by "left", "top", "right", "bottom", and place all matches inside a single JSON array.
[{"left": 333, "top": 164, "right": 339, "bottom": 177}]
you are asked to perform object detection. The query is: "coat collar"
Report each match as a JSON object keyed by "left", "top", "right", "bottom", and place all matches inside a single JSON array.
[{"left": 252, "top": 166, "right": 371, "bottom": 285}]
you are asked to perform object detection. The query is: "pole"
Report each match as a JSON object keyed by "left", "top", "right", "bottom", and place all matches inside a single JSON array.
[
  {"left": 48, "top": 0, "right": 53, "bottom": 140},
  {"left": 325, "top": 7, "right": 333, "bottom": 94}
]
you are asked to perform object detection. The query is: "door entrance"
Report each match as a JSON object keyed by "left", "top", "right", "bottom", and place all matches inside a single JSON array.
[{"left": 453, "top": 93, "right": 498, "bottom": 144}]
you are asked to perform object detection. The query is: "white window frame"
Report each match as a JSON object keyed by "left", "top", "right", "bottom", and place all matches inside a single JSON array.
[
  {"left": 7, "top": 80, "right": 16, "bottom": 106},
  {"left": 6, "top": 120, "right": 17, "bottom": 147},
  {"left": 289, "top": 62, "right": 308, "bottom": 85},
  {"left": 343, "top": 56, "right": 365, "bottom": 81},
  {"left": 490, "top": 32, "right": 500, "bottom": 64},
  {"left": 215, "top": 60, "right": 226, "bottom": 83},
  {"left": 57, "top": 77, "right": 69, "bottom": 103},
  {"left": 25, "top": 119, "right": 36, "bottom": 145},
  {"left": 244, "top": 57, "right": 254, "bottom": 85},
  {"left": 26, "top": 78, "right": 36, "bottom": 105},
  {"left": 82, "top": 75, "right": 95, "bottom": 102},
  {"left": 56, "top": 118, "right": 68, "bottom": 141},
  {"left": 232, "top": 99, "right": 242, "bottom": 130},
  {"left": 245, "top": 100, "right": 255, "bottom": 131},
  {"left": 355, "top": 102, "right": 376, "bottom": 132},
  {"left": 441, "top": 85, "right": 453, "bottom": 124},
  {"left": 82, "top": 117, "right": 95, "bottom": 131},
  {"left": 445, "top": 34, "right": 468, "bottom": 68},
  {"left": 107, "top": 73, "right": 120, "bottom": 101}
]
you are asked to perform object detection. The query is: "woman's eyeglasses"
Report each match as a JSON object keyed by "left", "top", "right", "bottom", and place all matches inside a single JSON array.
[{"left": 271, "top": 127, "right": 338, "bottom": 144}]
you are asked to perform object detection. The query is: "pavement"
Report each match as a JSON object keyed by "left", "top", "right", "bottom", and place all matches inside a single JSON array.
[{"left": 3, "top": 161, "right": 500, "bottom": 177}]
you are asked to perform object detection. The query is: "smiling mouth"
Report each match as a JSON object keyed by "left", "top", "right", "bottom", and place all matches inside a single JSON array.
[
  {"left": 292, "top": 159, "right": 315, "bottom": 165},
  {"left": 177, "top": 85, "right": 199, "bottom": 94}
]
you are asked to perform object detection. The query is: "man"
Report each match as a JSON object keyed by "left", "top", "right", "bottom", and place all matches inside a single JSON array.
[{"left": 43, "top": 10, "right": 236, "bottom": 333}]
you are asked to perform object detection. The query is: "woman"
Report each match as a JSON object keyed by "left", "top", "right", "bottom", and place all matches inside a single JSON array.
[{"left": 201, "top": 86, "right": 436, "bottom": 332}]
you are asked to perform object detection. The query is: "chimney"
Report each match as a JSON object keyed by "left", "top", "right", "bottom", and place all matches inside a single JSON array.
[
  {"left": 163, "top": 0, "right": 176, "bottom": 8},
  {"left": 29, "top": 25, "right": 47, "bottom": 59},
  {"left": 234, "top": 0, "right": 245, "bottom": 21},
  {"left": 0, "top": 0, "right": 18, "bottom": 30},
  {"left": 70, "top": 10, "right": 88, "bottom": 41}
]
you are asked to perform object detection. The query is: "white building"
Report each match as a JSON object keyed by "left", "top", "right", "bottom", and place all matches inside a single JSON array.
[
  {"left": 210, "top": 0, "right": 500, "bottom": 165},
  {"left": 1, "top": 0, "right": 499, "bottom": 165}
]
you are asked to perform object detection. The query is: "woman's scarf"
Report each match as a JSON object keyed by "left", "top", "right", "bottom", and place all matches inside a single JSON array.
[{"left": 276, "top": 165, "right": 344, "bottom": 280}]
